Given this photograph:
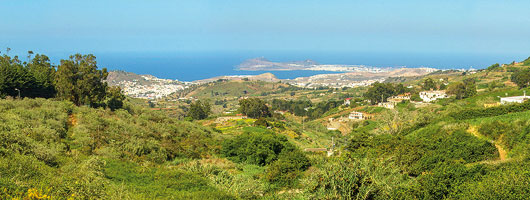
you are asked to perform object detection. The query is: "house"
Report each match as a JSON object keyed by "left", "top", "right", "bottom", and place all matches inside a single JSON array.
[
  {"left": 419, "top": 90, "right": 448, "bottom": 102},
  {"left": 388, "top": 93, "right": 411, "bottom": 103},
  {"left": 500, "top": 93, "right": 530, "bottom": 104},
  {"left": 344, "top": 98, "right": 352, "bottom": 106},
  {"left": 349, "top": 111, "right": 364, "bottom": 120}
]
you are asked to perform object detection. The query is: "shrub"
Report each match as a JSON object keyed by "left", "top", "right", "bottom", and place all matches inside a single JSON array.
[
  {"left": 264, "top": 150, "right": 311, "bottom": 186},
  {"left": 221, "top": 130, "right": 295, "bottom": 166},
  {"left": 478, "top": 121, "right": 512, "bottom": 140},
  {"left": 303, "top": 158, "right": 409, "bottom": 200}
]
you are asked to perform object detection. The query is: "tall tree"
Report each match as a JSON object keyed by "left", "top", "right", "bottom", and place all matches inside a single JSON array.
[
  {"left": 363, "top": 82, "right": 396, "bottom": 105},
  {"left": 395, "top": 83, "right": 408, "bottom": 94},
  {"left": 422, "top": 78, "right": 437, "bottom": 90},
  {"left": 239, "top": 98, "right": 271, "bottom": 118},
  {"left": 105, "top": 86, "right": 126, "bottom": 111},
  {"left": 188, "top": 100, "right": 211, "bottom": 120},
  {"left": 0, "top": 55, "right": 36, "bottom": 98},
  {"left": 55, "top": 54, "right": 108, "bottom": 106},
  {"left": 27, "top": 54, "right": 56, "bottom": 98},
  {"left": 447, "top": 78, "right": 476, "bottom": 99}
]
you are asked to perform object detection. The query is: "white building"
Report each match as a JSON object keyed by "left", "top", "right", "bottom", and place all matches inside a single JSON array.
[
  {"left": 344, "top": 98, "right": 352, "bottom": 106},
  {"left": 419, "top": 90, "right": 448, "bottom": 102},
  {"left": 500, "top": 93, "right": 529, "bottom": 104},
  {"left": 349, "top": 111, "right": 364, "bottom": 120}
]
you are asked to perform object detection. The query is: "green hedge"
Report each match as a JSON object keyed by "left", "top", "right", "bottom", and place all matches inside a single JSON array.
[{"left": 450, "top": 101, "right": 530, "bottom": 120}]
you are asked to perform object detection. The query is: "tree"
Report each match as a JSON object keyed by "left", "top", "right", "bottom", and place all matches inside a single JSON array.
[
  {"left": 422, "top": 78, "right": 437, "bottom": 90},
  {"left": 447, "top": 78, "right": 476, "bottom": 99},
  {"left": 395, "top": 83, "right": 408, "bottom": 95},
  {"left": 363, "top": 82, "right": 396, "bottom": 105},
  {"left": 439, "top": 83, "right": 447, "bottom": 90},
  {"left": 55, "top": 54, "right": 108, "bottom": 106},
  {"left": 27, "top": 54, "right": 56, "bottom": 98},
  {"left": 487, "top": 63, "right": 500, "bottom": 71},
  {"left": 187, "top": 100, "right": 211, "bottom": 120},
  {"left": 511, "top": 68, "right": 530, "bottom": 88},
  {"left": 221, "top": 130, "right": 298, "bottom": 166},
  {"left": 105, "top": 86, "right": 126, "bottom": 111},
  {"left": 238, "top": 98, "right": 271, "bottom": 118},
  {"left": 0, "top": 55, "right": 37, "bottom": 98}
]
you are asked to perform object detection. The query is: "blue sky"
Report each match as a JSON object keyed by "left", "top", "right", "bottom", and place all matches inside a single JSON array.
[{"left": 1, "top": 0, "right": 529, "bottom": 57}]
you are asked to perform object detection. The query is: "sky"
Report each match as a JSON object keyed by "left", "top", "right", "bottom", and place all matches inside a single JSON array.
[{"left": 1, "top": 0, "right": 529, "bottom": 58}]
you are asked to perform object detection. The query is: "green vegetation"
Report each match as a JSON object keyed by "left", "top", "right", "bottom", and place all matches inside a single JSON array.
[
  {"left": 187, "top": 99, "right": 211, "bottom": 120},
  {"left": 221, "top": 130, "right": 310, "bottom": 186},
  {"left": 2, "top": 53, "right": 530, "bottom": 199},
  {"left": 363, "top": 82, "right": 399, "bottom": 104},
  {"left": 523, "top": 56, "right": 530, "bottom": 66},
  {"left": 238, "top": 98, "right": 271, "bottom": 118},
  {"left": 446, "top": 78, "right": 477, "bottom": 99},
  {"left": 422, "top": 77, "right": 437, "bottom": 90},
  {"left": 511, "top": 67, "right": 530, "bottom": 88},
  {"left": 0, "top": 52, "right": 125, "bottom": 110},
  {"left": 0, "top": 98, "right": 229, "bottom": 199},
  {"left": 0, "top": 54, "right": 56, "bottom": 98}
]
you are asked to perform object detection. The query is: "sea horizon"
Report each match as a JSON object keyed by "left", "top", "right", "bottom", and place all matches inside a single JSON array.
[{"left": 40, "top": 50, "right": 529, "bottom": 82}]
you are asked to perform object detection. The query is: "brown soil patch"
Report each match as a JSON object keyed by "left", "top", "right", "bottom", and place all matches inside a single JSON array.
[{"left": 68, "top": 114, "right": 78, "bottom": 127}]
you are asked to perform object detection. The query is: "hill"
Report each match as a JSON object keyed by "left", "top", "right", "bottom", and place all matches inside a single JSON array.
[
  {"left": 3, "top": 54, "right": 530, "bottom": 199},
  {"left": 106, "top": 70, "right": 188, "bottom": 99},
  {"left": 237, "top": 57, "right": 319, "bottom": 71},
  {"left": 193, "top": 72, "right": 280, "bottom": 84},
  {"left": 186, "top": 79, "right": 291, "bottom": 99},
  {"left": 0, "top": 98, "right": 233, "bottom": 199}
]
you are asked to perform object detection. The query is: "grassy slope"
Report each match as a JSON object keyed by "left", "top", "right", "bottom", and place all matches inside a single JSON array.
[{"left": 0, "top": 98, "right": 234, "bottom": 199}]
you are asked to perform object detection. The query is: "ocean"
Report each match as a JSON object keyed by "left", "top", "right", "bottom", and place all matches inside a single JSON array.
[{"left": 54, "top": 51, "right": 528, "bottom": 82}]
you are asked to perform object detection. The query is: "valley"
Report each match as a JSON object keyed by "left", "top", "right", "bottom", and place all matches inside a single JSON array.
[{"left": 2, "top": 52, "right": 530, "bottom": 199}]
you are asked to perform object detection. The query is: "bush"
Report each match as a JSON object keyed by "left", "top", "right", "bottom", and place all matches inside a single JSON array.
[
  {"left": 303, "top": 158, "right": 409, "bottom": 200},
  {"left": 253, "top": 118, "right": 270, "bottom": 127},
  {"left": 478, "top": 121, "right": 512, "bottom": 140},
  {"left": 221, "top": 130, "right": 295, "bottom": 166},
  {"left": 264, "top": 150, "right": 311, "bottom": 186}
]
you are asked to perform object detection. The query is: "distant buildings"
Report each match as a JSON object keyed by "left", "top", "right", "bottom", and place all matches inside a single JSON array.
[
  {"left": 349, "top": 111, "right": 364, "bottom": 120},
  {"left": 419, "top": 90, "right": 448, "bottom": 102},
  {"left": 114, "top": 75, "right": 188, "bottom": 99}
]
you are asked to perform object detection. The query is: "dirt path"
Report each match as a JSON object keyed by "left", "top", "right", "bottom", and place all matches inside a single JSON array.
[
  {"left": 68, "top": 114, "right": 78, "bottom": 127},
  {"left": 467, "top": 125, "right": 507, "bottom": 161}
]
